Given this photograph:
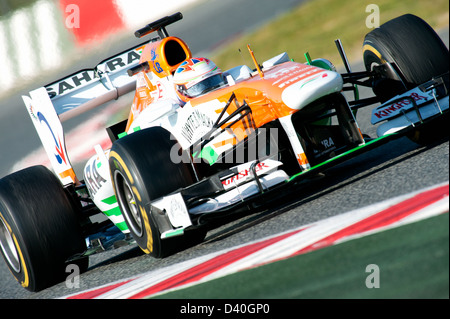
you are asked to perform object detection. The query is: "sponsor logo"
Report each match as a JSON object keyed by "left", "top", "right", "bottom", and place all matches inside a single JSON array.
[
  {"left": 37, "top": 111, "right": 67, "bottom": 165},
  {"left": 150, "top": 81, "right": 165, "bottom": 100},
  {"left": 46, "top": 48, "right": 142, "bottom": 98},
  {"left": 373, "top": 92, "right": 428, "bottom": 119},
  {"left": 84, "top": 159, "right": 107, "bottom": 196},
  {"left": 180, "top": 109, "right": 214, "bottom": 143},
  {"left": 221, "top": 162, "right": 270, "bottom": 187},
  {"left": 268, "top": 64, "right": 324, "bottom": 89},
  {"left": 150, "top": 49, "right": 163, "bottom": 73},
  {"left": 320, "top": 137, "right": 335, "bottom": 149},
  {"left": 28, "top": 104, "right": 38, "bottom": 121}
]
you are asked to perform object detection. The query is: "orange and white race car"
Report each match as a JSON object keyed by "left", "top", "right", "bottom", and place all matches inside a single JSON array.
[{"left": 0, "top": 12, "right": 448, "bottom": 291}]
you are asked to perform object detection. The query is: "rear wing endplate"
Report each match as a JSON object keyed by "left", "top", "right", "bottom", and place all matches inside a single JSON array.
[{"left": 21, "top": 42, "right": 146, "bottom": 185}]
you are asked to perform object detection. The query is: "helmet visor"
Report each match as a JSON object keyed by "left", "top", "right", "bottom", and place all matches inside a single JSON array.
[{"left": 177, "top": 74, "right": 225, "bottom": 98}]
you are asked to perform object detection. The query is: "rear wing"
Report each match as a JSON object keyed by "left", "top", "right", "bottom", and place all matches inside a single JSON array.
[
  {"left": 46, "top": 42, "right": 146, "bottom": 121},
  {"left": 22, "top": 42, "right": 145, "bottom": 185},
  {"left": 21, "top": 12, "right": 185, "bottom": 186}
]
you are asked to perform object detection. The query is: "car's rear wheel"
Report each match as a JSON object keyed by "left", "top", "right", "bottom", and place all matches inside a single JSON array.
[
  {"left": 109, "top": 127, "right": 206, "bottom": 258},
  {"left": 0, "top": 166, "right": 87, "bottom": 292},
  {"left": 363, "top": 14, "right": 449, "bottom": 144}
]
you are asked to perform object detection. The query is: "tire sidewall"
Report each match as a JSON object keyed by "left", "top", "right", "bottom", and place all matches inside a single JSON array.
[
  {"left": 110, "top": 151, "right": 160, "bottom": 255},
  {"left": 0, "top": 206, "right": 36, "bottom": 290},
  {"left": 109, "top": 127, "right": 194, "bottom": 257}
]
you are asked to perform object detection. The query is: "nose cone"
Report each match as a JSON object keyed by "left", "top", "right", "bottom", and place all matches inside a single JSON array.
[{"left": 281, "top": 70, "right": 343, "bottom": 110}]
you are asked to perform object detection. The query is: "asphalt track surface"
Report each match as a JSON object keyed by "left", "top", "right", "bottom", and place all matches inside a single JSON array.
[{"left": 0, "top": 0, "right": 448, "bottom": 299}]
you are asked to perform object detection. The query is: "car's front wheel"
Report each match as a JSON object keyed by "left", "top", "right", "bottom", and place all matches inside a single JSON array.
[
  {"left": 109, "top": 127, "right": 206, "bottom": 258},
  {"left": 363, "top": 14, "right": 449, "bottom": 144}
]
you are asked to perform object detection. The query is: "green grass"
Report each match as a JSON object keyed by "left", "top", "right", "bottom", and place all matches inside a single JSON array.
[
  {"left": 152, "top": 213, "right": 449, "bottom": 299},
  {"left": 211, "top": 0, "right": 449, "bottom": 71}
]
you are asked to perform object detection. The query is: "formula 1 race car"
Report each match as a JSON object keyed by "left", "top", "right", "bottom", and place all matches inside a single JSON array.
[{"left": 0, "top": 12, "right": 448, "bottom": 291}]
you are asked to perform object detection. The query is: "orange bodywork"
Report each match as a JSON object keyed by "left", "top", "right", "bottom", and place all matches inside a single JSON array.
[
  {"left": 188, "top": 62, "right": 325, "bottom": 145},
  {"left": 126, "top": 36, "right": 328, "bottom": 150},
  {"left": 125, "top": 36, "right": 192, "bottom": 132}
]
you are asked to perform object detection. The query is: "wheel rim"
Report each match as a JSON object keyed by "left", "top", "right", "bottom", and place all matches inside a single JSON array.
[
  {"left": 0, "top": 217, "right": 20, "bottom": 273},
  {"left": 114, "top": 171, "right": 143, "bottom": 237}
]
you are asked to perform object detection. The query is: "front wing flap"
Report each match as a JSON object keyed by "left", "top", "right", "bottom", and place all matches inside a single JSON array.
[{"left": 371, "top": 73, "right": 449, "bottom": 137}]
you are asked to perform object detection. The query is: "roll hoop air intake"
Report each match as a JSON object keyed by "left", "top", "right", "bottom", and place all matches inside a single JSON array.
[{"left": 134, "top": 12, "right": 183, "bottom": 39}]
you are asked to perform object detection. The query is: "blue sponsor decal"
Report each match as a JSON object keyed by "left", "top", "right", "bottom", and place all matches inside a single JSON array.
[
  {"left": 37, "top": 112, "right": 67, "bottom": 165},
  {"left": 150, "top": 49, "right": 163, "bottom": 73}
]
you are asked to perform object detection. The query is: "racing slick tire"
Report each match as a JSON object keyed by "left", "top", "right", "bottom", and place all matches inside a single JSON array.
[
  {"left": 109, "top": 127, "right": 206, "bottom": 258},
  {"left": 363, "top": 14, "right": 449, "bottom": 144},
  {"left": 0, "top": 165, "right": 88, "bottom": 292}
]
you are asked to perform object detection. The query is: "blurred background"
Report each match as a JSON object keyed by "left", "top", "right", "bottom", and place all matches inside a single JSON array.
[{"left": 0, "top": 0, "right": 201, "bottom": 98}]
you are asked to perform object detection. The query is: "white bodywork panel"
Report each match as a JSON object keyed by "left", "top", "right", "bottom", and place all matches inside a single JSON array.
[{"left": 371, "top": 87, "right": 449, "bottom": 137}]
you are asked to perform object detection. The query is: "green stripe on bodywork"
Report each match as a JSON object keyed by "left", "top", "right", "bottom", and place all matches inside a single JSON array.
[
  {"left": 102, "top": 195, "right": 118, "bottom": 205},
  {"left": 104, "top": 206, "right": 123, "bottom": 217},
  {"left": 289, "top": 133, "right": 395, "bottom": 182},
  {"left": 162, "top": 228, "right": 185, "bottom": 238},
  {"left": 310, "top": 59, "right": 332, "bottom": 70},
  {"left": 100, "top": 195, "right": 129, "bottom": 231},
  {"left": 196, "top": 146, "right": 219, "bottom": 166},
  {"left": 115, "top": 221, "right": 129, "bottom": 232}
]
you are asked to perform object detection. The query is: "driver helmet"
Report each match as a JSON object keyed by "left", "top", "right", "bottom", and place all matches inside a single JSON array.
[{"left": 173, "top": 57, "right": 225, "bottom": 103}]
